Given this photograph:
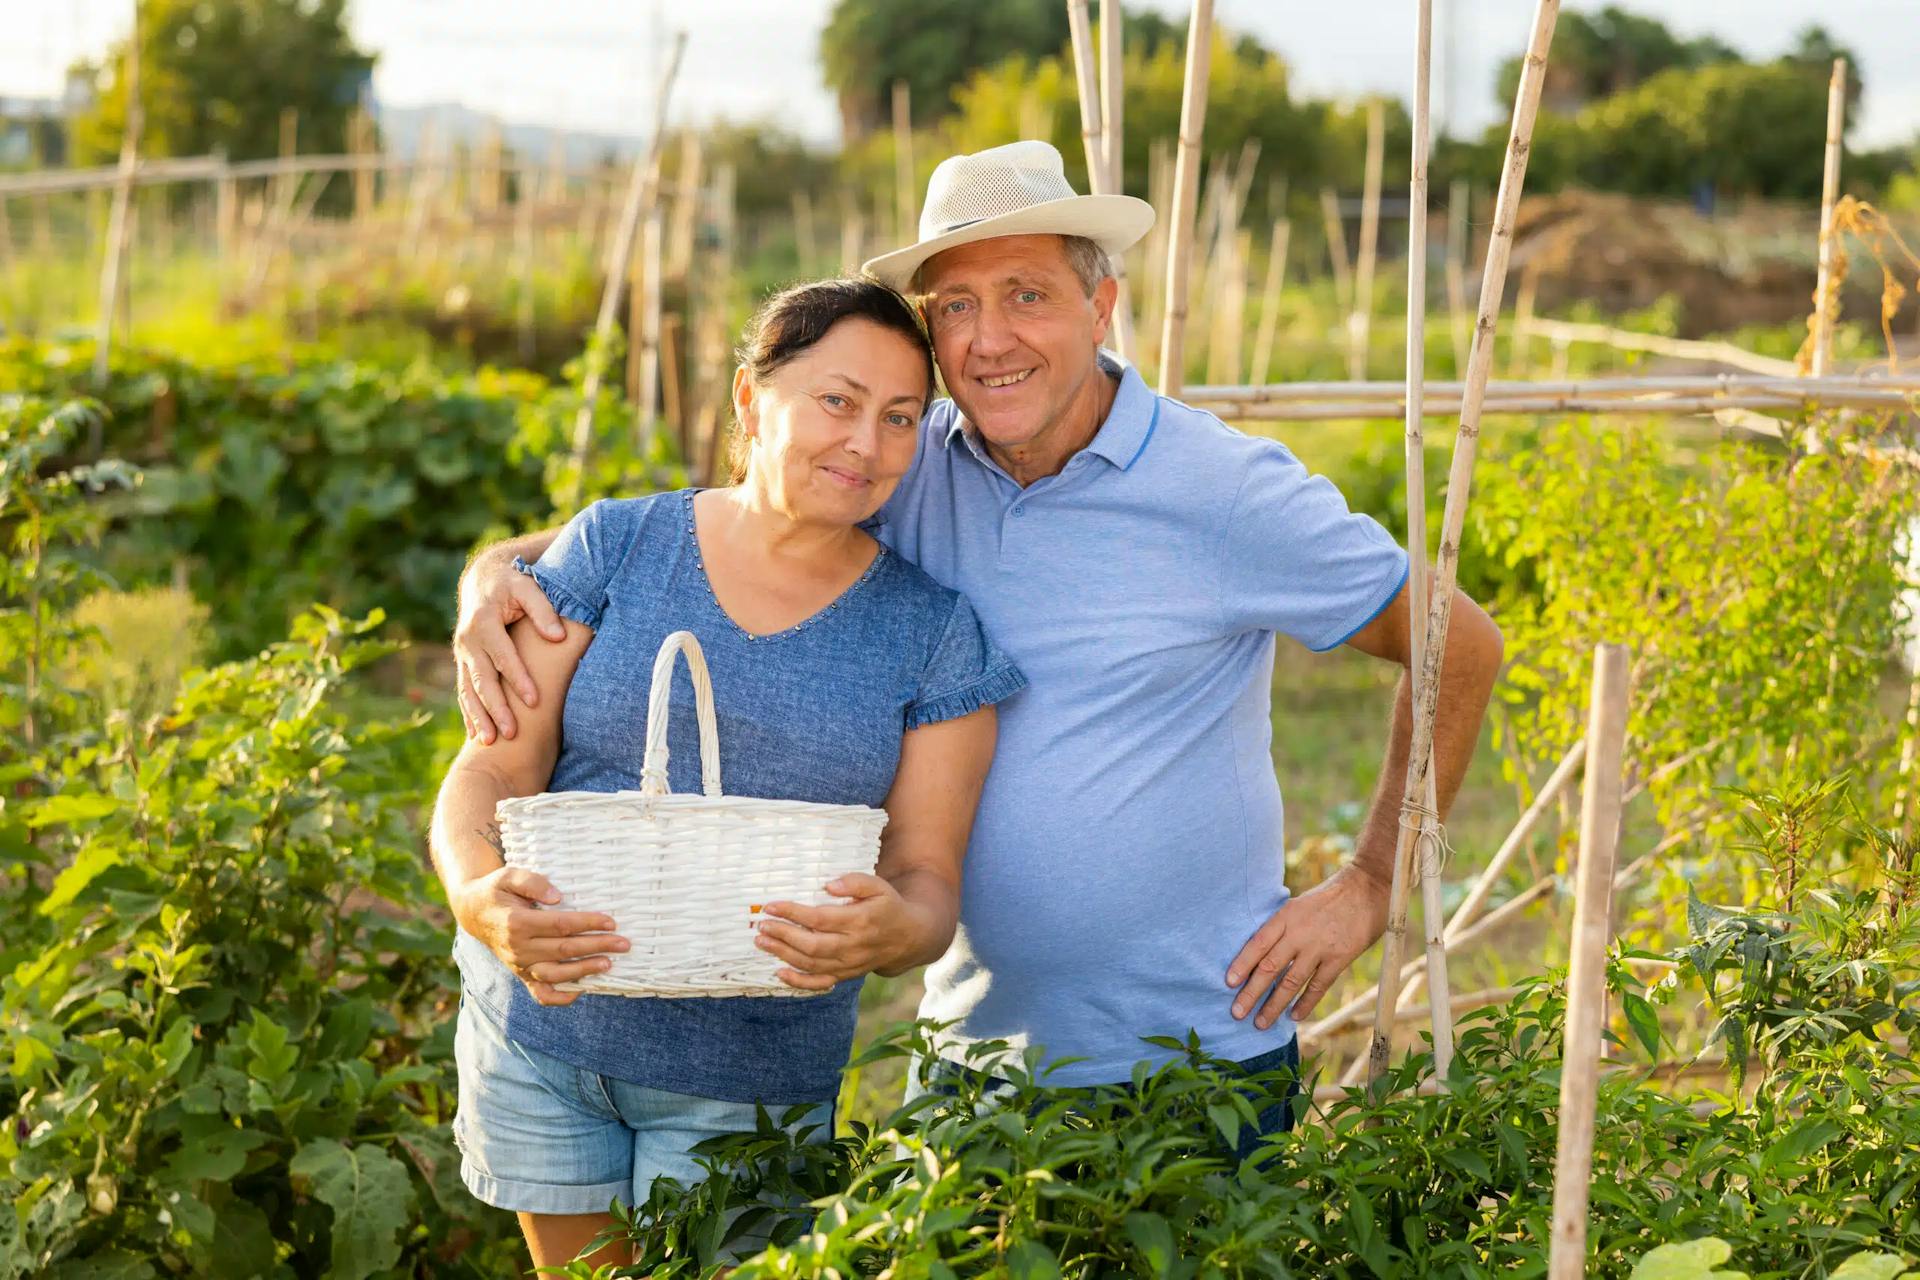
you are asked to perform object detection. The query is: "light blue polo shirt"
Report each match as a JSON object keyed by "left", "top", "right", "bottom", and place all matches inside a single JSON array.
[{"left": 873, "top": 353, "right": 1409, "bottom": 1085}]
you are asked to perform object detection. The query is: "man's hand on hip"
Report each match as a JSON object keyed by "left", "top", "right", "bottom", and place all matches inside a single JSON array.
[
  {"left": 453, "top": 545, "right": 566, "bottom": 744},
  {"left": 1225, "top": 862, "right": 1393, "bottom": 1028}
]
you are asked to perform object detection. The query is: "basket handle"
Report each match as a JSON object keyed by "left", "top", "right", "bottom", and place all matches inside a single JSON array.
[{"left": 638, "top": 631, "right": 724, "bottom": 799}]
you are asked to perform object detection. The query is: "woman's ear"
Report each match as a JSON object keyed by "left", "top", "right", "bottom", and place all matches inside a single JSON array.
[{"left": 731, "top": 366, "right": 756, "bottom": 437}]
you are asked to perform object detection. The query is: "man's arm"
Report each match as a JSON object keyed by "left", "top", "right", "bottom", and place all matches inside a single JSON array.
[
  {"left": 454, "top": 528, "right": 564, "bottom": 743},
  {"left": 1225, "top": 580, "right": 1504, "bottom": 1028}
]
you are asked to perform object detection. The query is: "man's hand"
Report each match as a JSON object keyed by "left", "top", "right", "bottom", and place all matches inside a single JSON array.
[
  {"left": 453, "top": 865, "right": 629, "bottom": 1006},
  {"left": 454, "top": 547, "right": 565, "bottom": 743},
  {"left": 753, "top": 874, "right": 930, "bottom": 991},
  {"left": 1225, "top": 863, "right": 1393, "bottom": 1028}
]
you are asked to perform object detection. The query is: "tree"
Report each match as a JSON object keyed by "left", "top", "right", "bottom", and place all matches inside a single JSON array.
[
  {"left": 69, "top": 0, "right": 374, "bottom": 165},
  {"left": 820, "top": 0, "right": 1070, "bottom": 141},
  {"left": 1493, "top": 6, "right": 1739, "bottom": 113}
]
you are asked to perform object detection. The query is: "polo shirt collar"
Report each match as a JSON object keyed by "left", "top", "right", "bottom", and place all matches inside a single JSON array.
[{"left": 943, "top": 350, "right": 1160, "bottom": 473}]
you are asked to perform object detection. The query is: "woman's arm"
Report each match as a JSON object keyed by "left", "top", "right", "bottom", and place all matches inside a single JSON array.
[
  {"left": 430, "top": 617, "right": 629, "bottom": 1006},
  {"left": 754, "top": 706, "right": 998, "bottom": 988}
]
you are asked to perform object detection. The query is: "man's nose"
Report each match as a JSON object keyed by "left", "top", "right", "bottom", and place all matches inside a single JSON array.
[{"left": 971, "top": 301, "right": 1018, "bottom": 357}]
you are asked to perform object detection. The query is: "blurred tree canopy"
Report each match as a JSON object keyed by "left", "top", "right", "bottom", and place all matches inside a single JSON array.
[
  {"left": 69, "top": 0, "right": 374, "bottom": 165},
  {"left": 1494, "top": 6, "right": 1741, "bottom": 111}
]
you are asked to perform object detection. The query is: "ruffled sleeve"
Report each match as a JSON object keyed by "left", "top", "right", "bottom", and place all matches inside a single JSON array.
[
  {"left": 511, "top": 498, "right": 641, "bottom": 631},
  {"left": 906, "top": 593, "right": 1028, "bottom": 730}
]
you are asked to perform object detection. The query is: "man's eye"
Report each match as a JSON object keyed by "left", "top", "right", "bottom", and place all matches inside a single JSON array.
[
  {"left": 1017, "top": 290, "right": 1041, "bottom": 303},
  {"left": 943, "top": 299, "right": 969, "bottom": 315}
]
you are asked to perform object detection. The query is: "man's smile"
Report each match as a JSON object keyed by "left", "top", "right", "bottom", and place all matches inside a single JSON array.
[{"left": 978, "top": 369, "right": 1035, "bottom": 389}]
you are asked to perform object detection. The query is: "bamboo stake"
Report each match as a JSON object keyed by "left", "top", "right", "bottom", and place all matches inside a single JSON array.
[
  {"left": 1810, "top": 58, "right": 1847, "bottom": 378},
  {"left": 635, "top": 207, "right": 664, "bottom": 454},
  {"left": 1547, "top": 642, "right": 1631, "bottom": 1280},
  {"left": 1067, "top": 1, "right": 1104, "bottom": 188},
  {"left": 1156, "top": 0, "right": 1214, "bottom": 399},
  {"left": 1400, "top": 0, "right": 1455, "bottom": 1077},
  {"left": 1139, "top": 139, "right": 1173, "bottom": 370},
  {"left": 1510, "top": 261, "right": 1540, "bottom": 375},
  {"left": 1517, "top": 316, "right": 1796, "bottom": 376},
  {"left": 568, "top": 30, "right": 687, "bottom": 484},
  {"left": 661, "top": 314, "right": 685, "bottom": 453},
  {"left": 1445, "top": 178, "right": 1471, "bottom": 373},
  {"left": 668, "top": 131, "right": 703, "bottom": 281},
  {"left": 893, "top": 80, "right": 917, "bottom": 245},
  {"left": 1249, "top": 219, "right": 1291, "bottom": 387},
  {"left": 839, "top": 192, "right": 866, "bottom": 273},
  {"left": 351, "top": 107, "right": 375, "bottom": 223},
  {"left": 1321, "top": 187, "right": 1353, "bottom": 315},
  {"left": 1099, "top": 0, "right": 1134, "bottom": 360},
  {"left": 94, "top": 6, "right": 142, "bottom": 385},
  {"left": 1367, "top": 0, "right": 1562, "bottom": 1094},
  {"left": 1349, "top": 98, "right": 1385, "bottom": 380}
]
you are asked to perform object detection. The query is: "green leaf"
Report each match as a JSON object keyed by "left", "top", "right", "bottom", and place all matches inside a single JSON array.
[
  {"left": 39, "top": 844, "right": 124, "bottom": 916},
  {"left": 1828, "top": 1254, "right": 1916, "bottom": 1280},
  {"left": 1622, "top": 991, "right": 1663, "bottom": 1059},
  {"left": 289, "top": 1139, "right": 412, "bottom": 1280},
  {"left": 27, "top": 793, "right": 122, "bottom": 828},
  {"left": 1206, "top": 1102, "right": 1242, "bottom": 1151},
  {"left": 1124, "top": 1211, "right": 1176, "bottom": 1275},
  {"left": 1007, "top": 1240, "right": 1062, "bottom": 1280},
  {"left": 48, "top": 1251, "right": 157, "bottom": 1280},
  {"left": 1630, "top": 1237, "right": 1749, "bottom": 1280}
]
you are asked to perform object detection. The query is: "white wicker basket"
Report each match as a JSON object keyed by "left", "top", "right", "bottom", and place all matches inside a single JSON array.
[{"left": 495, "top": 630, "right": 887, "bottom": 998}]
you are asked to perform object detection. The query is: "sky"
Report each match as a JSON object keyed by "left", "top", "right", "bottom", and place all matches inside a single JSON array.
[{"left": 4, "top": 1, "right": 1917, "bottom": 150}]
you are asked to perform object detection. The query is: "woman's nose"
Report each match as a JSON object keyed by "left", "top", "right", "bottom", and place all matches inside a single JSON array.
[{"left": 843, "top": 414, "right": 880, "bottom": 457}]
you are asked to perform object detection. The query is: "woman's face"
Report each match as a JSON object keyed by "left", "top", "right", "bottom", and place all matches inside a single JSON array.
[{"left": 735, "top": 316, "right": 930, "bottom": 526}]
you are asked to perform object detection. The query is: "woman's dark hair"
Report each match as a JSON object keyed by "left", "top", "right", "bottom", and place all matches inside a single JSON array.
[{"left": 728, "top": 278, "right": 933, "bottom": 482}]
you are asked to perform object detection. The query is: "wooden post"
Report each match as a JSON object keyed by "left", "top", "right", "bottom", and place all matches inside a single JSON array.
[
  {"left": 1249, "top": 218, "right": 1291, "bottom": 386},
  {"left": 1206, "top": 228, "right": 1250, "bottom": 384},
  {"left": 515, "top": 173, "right": 537, "bottom": 365},
  {"left": 1156, "top": 0, "right": 1214, "bottom": 399},
  {"left": 1098, "top": 0, "right": 1135, "bottom": 359},
  {"left": 793, "top": 189, "right": 818, "bottom": 275},
  {"left": 661, "top": 313, "right": 685, "bottom": 454},
  {"left": 94, "top": 5, "right": 142, "bottom": 384},
  {"left": 1399, "top": 0, "right": 1455, "bottom": 1078},
  {"left": 1445, "top": 178, "right": 1471, "bottom": 374},
  {"left": 635, "top": 207, "right": 664, "bottom": 454},
  {"left": 667, "top": 130, "right": 703, "bottom": 281},
  {"left": 1349, "top": 98, "right": 1385, "bottom": 381},
  {"left": 1810, "top": 57, "right": 1846, "bottom": 378},
  {"left": 569, "top": 30, "right": 687, "bottom": 483},
  {"left": 1547, "top": 642, "right": 1631, "bottom": 1280},
  {"left": 1367, "top": 0, "right": 1562, "bottom": 1093},
  {"left": 352, "top": 107, "right": 376, "bottom": 223},
  {"left": 839, "top": 191, "right": 866, "bottom": 273},
  {"left": 1321, "top": 187, "right": 1353, "bottom": 315},
  {"left": 892, "top": 80, "right": 917, "bottom": 245}
]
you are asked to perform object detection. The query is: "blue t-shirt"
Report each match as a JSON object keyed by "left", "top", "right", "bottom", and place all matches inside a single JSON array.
[
  {"left": 454, "top": 488, "right": 1026, "bottom": 1103},
  {"left": 874, "top": 354, "right": 1409, "bottom": 1084}
]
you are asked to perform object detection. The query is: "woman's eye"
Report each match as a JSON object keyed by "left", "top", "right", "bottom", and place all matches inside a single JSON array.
[
  {"left": 887, "top": 414, "right": 914, "bottom": 427},
  {"left": 822, "top": 394, "right": 847, "bottom": 408}
]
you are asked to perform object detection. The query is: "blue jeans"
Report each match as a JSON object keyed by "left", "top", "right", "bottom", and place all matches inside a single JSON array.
[
  {"left": 905, "top": 1036, "right": 1302, "bottom": 1163},
  {"left": 452, "top": 996, "right": 833, "bottom": 1217}
]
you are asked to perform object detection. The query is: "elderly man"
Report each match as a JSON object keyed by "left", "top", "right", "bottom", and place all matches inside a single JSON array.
[{"left": 453, "top": 141, "right": 1503, "bottom": 1138}]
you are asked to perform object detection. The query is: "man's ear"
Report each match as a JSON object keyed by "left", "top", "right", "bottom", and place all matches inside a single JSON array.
[
  {"left": 1090, "top": 274, "right": 1120, "bottom": 346},
  {"left": 731, "top": 366, "right": 756, "bottom": 437}
]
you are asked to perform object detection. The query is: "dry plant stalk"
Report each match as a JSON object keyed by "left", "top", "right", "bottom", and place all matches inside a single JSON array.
[
  {"left": 1156, "top": 0, "right": 1215, "bottom": 398},
  {"left": 1547, "top": 643, "right": 1631, "bottom": 1280},
  {"left": 1366, "top": 0, "right": 1562, "bottom": 1095}
]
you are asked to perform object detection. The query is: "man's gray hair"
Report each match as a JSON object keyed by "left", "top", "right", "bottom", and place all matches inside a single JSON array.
[{"left": 908, "top": 234, "right": 1114, "bottom": 298}]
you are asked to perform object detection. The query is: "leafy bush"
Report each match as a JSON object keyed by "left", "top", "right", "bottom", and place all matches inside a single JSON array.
[
  {"left": 0, "top": 400, "right": 517, "bottom": 1276},
  {"left": 1, "top": 337, "right": 561, "bottom": 655},
  {"left": 551, "top": 777, "right": 1920, "bottom": 1278}
]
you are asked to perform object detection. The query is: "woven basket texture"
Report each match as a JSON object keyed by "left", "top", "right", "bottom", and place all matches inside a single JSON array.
[{"left": 497, "top": 630, "right": 886, "bottom": 998}]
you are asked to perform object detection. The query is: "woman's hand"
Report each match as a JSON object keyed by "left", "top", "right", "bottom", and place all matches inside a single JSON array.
[
  {"left": 453, "top": 865, "right": 629, "bottom": 1006},
  {"left": 753, "top": 874, "right": 933, "bottom": 991},
  {"left": 453, "top": 533, "right": 566, "bottom": 744}
]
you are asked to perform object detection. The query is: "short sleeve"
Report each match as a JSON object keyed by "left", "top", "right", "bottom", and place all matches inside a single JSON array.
[
  {"left": 1218, "top": 441, "right": 1410, "bottom": 651},
  {"left": 906, "top": 593, "right": 1028, "bottom": 730},
  {"left": 513, "top": 498, "right": 638, "bottom": 631}
]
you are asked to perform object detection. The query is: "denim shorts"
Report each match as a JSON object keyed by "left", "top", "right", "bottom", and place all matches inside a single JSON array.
[
  {"left": 904, "top": 1036, "right": 1301, "bottom": 1163},
  {"left": 453, "top": 996, "right": 834, "bottom": 1216}
]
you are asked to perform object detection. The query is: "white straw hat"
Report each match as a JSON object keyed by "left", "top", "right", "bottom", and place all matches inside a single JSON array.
[{"left": 862, "top": 140, "right": 1155, "bottom": 291}]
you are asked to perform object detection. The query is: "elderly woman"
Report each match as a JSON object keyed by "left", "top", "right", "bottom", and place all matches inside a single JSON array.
[{"left": 428, "top": 279, "right": 1024, "bottom": 1268}]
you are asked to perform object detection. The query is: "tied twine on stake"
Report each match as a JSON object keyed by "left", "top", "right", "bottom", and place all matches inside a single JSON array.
[{"left": 1397, "top": 794, "right": 1455, "bottom": 882}]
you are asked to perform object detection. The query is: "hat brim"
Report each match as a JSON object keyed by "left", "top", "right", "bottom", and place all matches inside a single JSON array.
[{"left": 862, "top": 194, "right": 1156, "bottom": 292}]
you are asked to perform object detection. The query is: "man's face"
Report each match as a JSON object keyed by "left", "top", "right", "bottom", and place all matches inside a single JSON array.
[{"left": 919, "top": 235, "right": 1116, "bottom": 451}]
